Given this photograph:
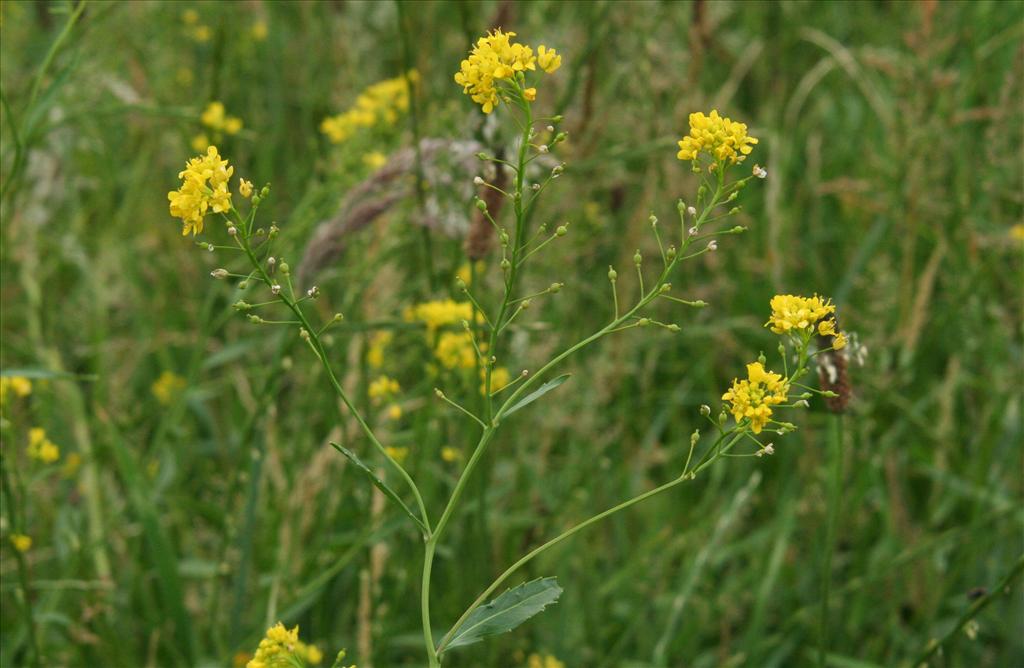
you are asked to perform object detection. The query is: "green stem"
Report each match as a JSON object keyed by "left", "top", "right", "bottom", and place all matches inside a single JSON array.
[{"left": 436, "top": 430, "right": 745, "bottom": 654}]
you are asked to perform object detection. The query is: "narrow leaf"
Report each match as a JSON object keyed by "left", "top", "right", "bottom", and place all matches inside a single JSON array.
[
  {"left": 330, "top": 442, "right": 427, "bottom": 534},
  {"left": 443, "top": 577, "right": 563, "bottom": 651},
  {"left": 503, "top": 375, "right": 571, "bottom": 417}
]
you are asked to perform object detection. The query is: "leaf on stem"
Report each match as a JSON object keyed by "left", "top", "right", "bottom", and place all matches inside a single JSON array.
[
  {"left": 442, "top": 577, "right": 563, "bottom": 652},
  {"left": 503, "top": 374, "right": 571, "bottom": 417},
  {"left": 329, "top": 442, "right": 427, "bottom": 535}
]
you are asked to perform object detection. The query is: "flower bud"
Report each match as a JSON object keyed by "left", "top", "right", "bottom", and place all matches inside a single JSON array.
[
  {"left": 637, "top": 318, "right": 650, "bottom": 327},
  {"left": 227, "top": 226, "right": 237, "bottom": 236},
  {"left": 233, "top": 300, "right": 251, "bottom": 311},
  {"left": 758, "top": 351, "right": 767, "bottom": 365},
  {"left": 307, "top": 286, "right": 320, "bottom": 298},
  {"left": 247, "top": 314, "right": 262, "bottom": 324},
  {"left": 538, "top": 144, "right": 549, "bottom": 153},
  {"left": 699, "top": 404, "right": 711, "bottom": 417},
  {"left": 476, "top": 152, "right": 488, "bottom": 160},
  {"left": 500, "top": 258, "right": 511, "bottom": 271},
  {"left": 555, "top": 225, "right": 568, "bottom": 237},
  {"left": 211, "top": 268, "right": 229, "bottom": 279},
  {"left": 280, "top": 262, "right": 290, "bottom": 276},
  {"left": 649, "top": 213, "right": 658, "bottom": 225},
  {"left": 690, "top": 430, "right": 700, "bottom": 447},
  {"left": 549, "top": 282, "right": 562, "bottom": 293},
  {"left": 238, "top": 280, "right": 249, "bottom": 290},
  {"left": 607, "top": 267, "right": 617, "bottom": 281},
  {"left": 271, "top": 284, "right": 281, "bottom": 295},
  {"left": 474, "top": 176, "right": 484, "bottom": 185},
  {"left": 677, "top": 200, "right": 686, "bottom": 213},
  {"left": 633, "top": 250, "right": 642, "bottom": 266},
  {"left": 707, "top": 240, "right": 718, "bottom": 251},
  {"left": 666, "top": 324, "right": 680, "bottom": 332},
  {"left": 475, "top": 198, "right": 488, "bottom": 211},
  {"left": 520, "top": 299, "right": 532, "bottom": 310},
  {"left": 666, "top": 246, "right": 677, "bottom": 260}
]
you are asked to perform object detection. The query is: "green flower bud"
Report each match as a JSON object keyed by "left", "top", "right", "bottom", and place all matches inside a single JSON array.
[
  {"left": 608, "top": 267, "right": 617, "bottom": 281},
  {"left": 633, "top": 250, "right": 642, "bottom": 266},
  {"left": 549, "top": 282, "right": 562, "bottom": 293},
  {"left": 637, "top": 318, "right": 650, "bottom": 327},
  {"left": 699, "top": 404, "right": 711, "bottom": 417},
  {"left": 555, "top": 225, "right": 568, "bottom": 237}
]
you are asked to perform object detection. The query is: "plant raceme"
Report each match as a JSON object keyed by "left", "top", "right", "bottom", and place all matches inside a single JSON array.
[{"left": 167, "top": 29, "right": 848, "bottom": 667}]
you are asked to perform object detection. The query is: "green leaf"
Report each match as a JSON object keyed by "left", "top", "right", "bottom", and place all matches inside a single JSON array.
[
  {"left": 0, "top": 368, "right": 95, "bottom": 381},
  {"left": 502, "top": 375, "right": 571, "bottom": 417},
  {"left": 329, "top": 442, "right": 427, "bottom": 534},
  {"left": 443, "top": 577, "right": 563, "bottom": 652}
]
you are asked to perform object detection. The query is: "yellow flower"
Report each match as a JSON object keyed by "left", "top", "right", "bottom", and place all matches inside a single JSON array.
[
  {"left": 676, "top": 109, "right": 758, "bottom": 164},
  {"left": 405, "top": 300, "right": 476, "bottom": 332},
  {"left": 441, "top": 446, "right": 461, "bottom": 463},
  {"left": 168, "top": 146, "right": 234, "bottom": 236},
  {"left": 152, "top": 371, "right": 187, "bottom": 405},
  {"left": 1010, "top": 224, "right": 1024, "bottom": 241},
  {"left": 386, "top": 404, "right": 403, "bottom": 420},
  {"left": 320, "top": 73, "right": 414, "bottom": 143},
  {"left": 832, "top": 332, "right": 847, "bottom": 350},
  {"left": 369, "top": 375, "right": 400, "bottom": 401},
  {"left": 435, "top": 331, "right": 477, "bottom": 370},
  {"left": 246, "top": 622, "right": 323, "bottom": 668},
  {"left": 482, "top": 366, "right": 511, "bottom": 395},
  {"left": 721, "top": 362, "right": 789, "bottom": 434},
  {"left": 201, "top": 102, "right": 225, "bottom": 128},
  {"left": 251, "top": 20, "right": 268, "bottom": 41},
  {"left": 385, "top": 446, "right": 408, "bottom": 464},
  {"left": 182, "top": 9, "right": 198, "bottom": 25},
  {"left": 528, "top": 654, "right": 565, "bottom": 668},
  {"left": 455, "top": 30, "right": 560, "bottom": 113},
  {"left": 766, "top": 294, "right": 837, "bottom": 338},
  {"left": 224, "top": 116, "right": 243, "bottom": 134},
  {"left": 192, "top": 25, "right": 212, "bottom": 42},
  {"left": 239, "top": 178, "right": 254, "bottom": 198},
  {"left": 0, "top": 376, "right": 32, "bottom": 405},
  {"left": 27, "top": 427, "right": 60, "bottom": 463},
  {"left": 191, "top": 133, "right": 210, "bottom": 152},
  {"left": 362, "top": 151, "right": 388, "bottom": 169},
  {"left": 10, "top": 534, "right": 32, "bottom": 553},
  {"left": 536, "top": 46, "right": 561, "bottom": 73},
  {"left": 455, "top": 261, "right": 485, "bottom": 287},
  {"left": 367, "top": 331, "right": 392, "bottom": 369}
]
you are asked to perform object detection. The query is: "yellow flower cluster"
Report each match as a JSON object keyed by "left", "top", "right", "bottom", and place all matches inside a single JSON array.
[
  {"left": 10, "top": 534, "right": 32, "bottom": 553},
  {"left": 193, "top": 102, "right": 244, "bottom": 151},
  {"left": 721, "top": 362, "right": 789, "bottom": 434},
  {"left": 152, "top": 371, "right": 186, "bottom": 405},
  {"left": 320, "top": 72, "right": 416, "bottom": 144},
  {"left": 0, "top": 376, "right": 32, "bottom": 405},
  {"left": 367, "top": 332, "right": 392, "bottom": 369},
  {"left": 246, "top": 623, "right": 323, "bottom": 668},
  {"left": 676, "top": 110, "right": 758, "bottom": 164},
  {"left": 435, "top": 331, "right": 478, "bottom": 370},
  {"left": 182, "top": 9, "right": 211, "bottom": 42},
  {"left": 766, "top": 294, "right": 846, "bottom": 349},
  {"left": 369, "top": 375, "right": 402, "bottom": 419},
  {"left": 485, "top": 366, "right": 511, "bottom": 394},
  {"left": 27, "top": 427, "right": 59, "bottom": 463},
  {"left": 168, "top": 146, "right": 234, "bottom": 236},
  {"left": 404, "top": 300, "right": 476, "bottom": 332},
  {"left": 384, "top": 446, "right": 408, "bottom": 464},
  {"left": 454, "top": 29, "right": 561, "bottom": 113}
]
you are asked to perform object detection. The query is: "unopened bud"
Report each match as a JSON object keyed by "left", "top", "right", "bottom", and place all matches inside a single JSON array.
[
  {"left": 271, "top": 284, "right": 281, "bottom": 295},
  {"left": 473, "top": 176, "right": 484, "bottom": 185},
  {"left": 633, "top": 250, "right": 642, "bottom": 266},
  {"left": 307, "top": 286, "right": 320, "bottom": 298},
  {"left": 690, "top": 430, "right": 700, "bottom": 447},
  {"left": 232, "top": 300, "right": 251, "bottom": 311},
  {"left": 211, "top": 268, "right": 229, "bottom": 279},
  {"left": 637, "top": 318, "right": 650, "bottom": 327},
  {"left": 687, "top": 206, "right": 697, "bottom": 217},
  {"left": 546, "top": 125, "right": 555, "bottom": 132},
  {"left": 549, "top": 282, "right": 562, "bottom": 293},
  {"left": 666, "top": 324, "right": 681, "bottom": 332},
  {"left": 758, "top": 351, "right": 767, "bottom": 365},
  {"left": 475, "top": 198, "right": 487, "bottom": 211},
  {"left": 677, "top": 200, "right": 686, "bottom": 213},
  {"left": 608, "top": 267, "right": 618, "bottom": 281},
  {"left": 666, "top": 246, "right": 677, "bottom": 260},
  {"left": 699, "top": 404, "right": 711, "bottom": 417},
  {"left": 267, "top": 256, "right": 276, "bottom": 267},
  {"left": 476, "top": 152, "right": 488, "bottom": 160},
  {"left": 538, "top": 144, "right": 549, "bottom": 153},
  {"left": 707, "top": 240, "right": 718, "bottom": 251},
  {"left": 520, "top": 299, "right": 532, "bottom": 310},
  {"left": 299, "top": 328, "right": 310, "bottom": 341},
  {"left": 500, "top": 258, "right": 511, "bottom": 271},
  {"left": 227, "top": 226, "right": 237, "bottom": 236},
  {"left": 279, "top": 262, "right": 290, "bottom": 276},
  {"left": 555, "top": 225, "right": 568, "bottom": 237},
  {"left": 248, "top": 314, "right": 262, "bottom": 324},
  {"left": 649, "top": 214, "right": 658, "bottom": 225}
]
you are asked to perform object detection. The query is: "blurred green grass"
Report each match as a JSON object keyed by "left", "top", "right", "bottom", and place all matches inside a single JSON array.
[{"left": 1, "top": 1, "right": 1022, "bottom": 666}]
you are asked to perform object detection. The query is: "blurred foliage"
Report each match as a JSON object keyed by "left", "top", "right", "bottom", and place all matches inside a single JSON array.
[{"left": 1, "top": 1, "right": 1022, "bottom": 667}]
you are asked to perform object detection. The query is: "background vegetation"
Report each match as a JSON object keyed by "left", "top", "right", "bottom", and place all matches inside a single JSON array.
[{"left": 1, "top": 1, "right": 1022, "bottom": 666}]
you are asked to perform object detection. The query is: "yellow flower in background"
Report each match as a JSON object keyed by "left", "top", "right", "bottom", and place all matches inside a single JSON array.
[
  {"left": 192, "top": 24, "right": 212, "bottom": 42},
  {"left": 455, "top": 261, "right": 485, "bottom": 287},
  {"left": 320, "top": 73, "right": 415, "bottom": 144},
  {"left": 440, "top": 446, "right": 461, "bottom": 463},
  {"left": 536, "top": 45, "right": 561, "bottom": 73},
  {"left": 405, "top": 300, "right": 476, "bottom": 332},
  {"left": 367, "top": 331, "right": 392, "bottom": 369},
  {"left": 527, "top": 654, "right": 565, "bottom": 668},
  {"left": 201, "top": 102, "right": 243, "bottom": 135},
  {"left": 168, "top": 146, "right": 234, "bottom": 236},
  {"left": 10, "top": 534, "right": 32, "bottom": 553},
  {"left": 1010, "top": 224, "right": 1024, "bottom": 241},
  {"left": 677, "top": 110, "right": 758, "bottom": 164},
  {"left": 182, "top": 9, "right": 198, "bottom": 25},
  {"left": 251, "top": 20, "right": 268, "bottom": 41},
  {"left": 386, "top": 404, "right": 403, "bottom": 420},
  {"left": 239, "top": 178, "right": 254, "bottom": 198},
  {"left": 385, "top": 446, "right": 408, "bottom": 464},
  {"left": 152, "top": 370, "right": 187, "bottom": 405},
  {"left": 0, "top": 376, "right": 32, "bottom": 405},
  {"left": 455, "top": 29, "right": 561, "bottom": 113},
  {"left": 191, "top": 133, "right": 210, "bottom": 152},
  {"left": 435, "top": 331, "right": 477, "bottom": 370},
  {"left": 62, "top": 452, "right": 82, "bottom": 478},
  {"left": 481, "top": 366, "right": 511, "bottom": 395},
  {"left": 369, "top": 375, "right": 400, "bottom": 401},
  {"left": 246, "top": 622, "right": 322, "bottom": 668},
  {"left": 27, "top": 427, "right": 60, "bottom": 463},
  {"left": 362, "top": 151, "right": 388, "bottom": 169},
  {"left": 721, "top": 362, "right": 789, "bottom": 434}
]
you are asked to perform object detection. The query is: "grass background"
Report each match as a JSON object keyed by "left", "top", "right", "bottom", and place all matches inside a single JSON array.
[{"left": 1, "top": 1, "right": 1022, "bottom": 666}]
